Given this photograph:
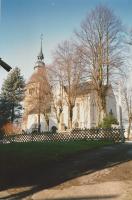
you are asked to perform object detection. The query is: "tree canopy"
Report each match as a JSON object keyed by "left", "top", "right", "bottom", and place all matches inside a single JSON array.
[{"left": 0, "top": 67, "right": 25, "bottom": 129}]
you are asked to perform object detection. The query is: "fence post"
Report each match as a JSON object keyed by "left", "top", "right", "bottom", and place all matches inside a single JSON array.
[
  {"left": 13, "top": 135, "right": 15, "bottom": 143},
  {"left": 120, "top": 128, "right": 125, "bottom": 143},
  {"left": 31, "top": 133, "right": 34, "bottom": 142}
]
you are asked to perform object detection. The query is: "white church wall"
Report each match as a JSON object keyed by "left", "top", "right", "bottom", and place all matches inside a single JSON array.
[
  {"left": 83, "top": 95, "right": 91, "bottom": 128},
  {"left": 106, "top": 95, "right": 117, "bottom": 117},
  {"left": 89, "top": 91, "right": 98, "bottom": 128},
  {"left": 49, "top": 112, "right": 58, "bottom": 130},
  {"left": 72, "top": 100, "right": 80, "bottom": 128},
  {"left": 40, "top": 114, "right": 48, "bottom": 131},
  {"left": 106, "top": 88, "right": 117, "bottom": 118},
  {"left": 26, "top": 114, "right": 50, "bottom": 133},
  {"left": 71, "top": 95, "right": 91, "bottom": 129},
  {"left": 80, "top": 98, "right": 84, "bottom": 128},
  {"left": 26, "top": 114, "right": 38, "bottom": 133},
  {"left": 62, "top": 103, "right": 68, "bottom": 128},
  {"left": 24, "top": 78, "right": 118, "bottom": 132}
]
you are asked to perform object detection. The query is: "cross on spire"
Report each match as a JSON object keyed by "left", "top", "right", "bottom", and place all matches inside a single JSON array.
[{"left": 40, "top": 33, "right": 43, "bottom": 42}]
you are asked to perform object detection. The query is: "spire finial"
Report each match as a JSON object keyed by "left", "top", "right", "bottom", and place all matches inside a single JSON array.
[
  {"left": 40, "top": 33, "right": 43, "bottom": 40},
  {"left": 37, "top": 34, "right": 44, "bottom": 61},
  {"left": 40, "top": 33, "right": 43, "bottom": 48}
]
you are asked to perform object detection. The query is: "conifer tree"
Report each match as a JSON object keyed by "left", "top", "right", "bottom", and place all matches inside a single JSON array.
[{"left": 0, "top": 67, "right": 25, "bottom": 127}]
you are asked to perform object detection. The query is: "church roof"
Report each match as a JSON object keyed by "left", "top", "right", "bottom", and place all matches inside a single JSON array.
[
  {"left": 27, "top": 35, "right": 49, "bottom": 84},
  {"left": 27, "top": 67, "right": 48, "bottom": 84},
  {"left": 37, "top": 46, "right": 44, "bottom": 61},
  {"left": 63, "top": 81, "right": 93, "bottom": 96},
  {"left": 76, "top": 81, "right": 94, "bottom": 96},
  {"left": 64, "top": 81, "right": 111, "bottom": 96}
]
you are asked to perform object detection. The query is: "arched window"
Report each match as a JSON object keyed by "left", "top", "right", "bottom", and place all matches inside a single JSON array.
[
  {"left": 29, "top": 88, "right": 35, "bottom": 95},
  {"left": 91, "top": 101, "right": 96, "bottom": 124}
]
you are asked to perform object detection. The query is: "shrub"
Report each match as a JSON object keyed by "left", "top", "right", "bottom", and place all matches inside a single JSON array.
[
  {"left": 51, "top": 126, "right": 58, "bottom": 134},
  {"left": 2, "top": 122, "right": 21, "bottom": 135},
  {"left": 99, "top": 114, "right": 119, "bottom": 128}
]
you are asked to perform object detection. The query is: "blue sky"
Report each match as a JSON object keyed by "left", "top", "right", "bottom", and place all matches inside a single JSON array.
[{"left": 0, "top": 0, "right": 132, "bottom": 87}]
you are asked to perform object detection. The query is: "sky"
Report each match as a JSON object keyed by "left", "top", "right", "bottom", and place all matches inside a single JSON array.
[{"left": 0, "top": 0, "right": 132, "bottom": 88}]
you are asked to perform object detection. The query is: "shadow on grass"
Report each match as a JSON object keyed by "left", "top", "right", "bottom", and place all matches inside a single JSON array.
[{"left": 0, "top": 142, "right": 131, "bottom": 200}]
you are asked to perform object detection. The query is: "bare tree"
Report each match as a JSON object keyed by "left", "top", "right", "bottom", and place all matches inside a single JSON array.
[
  {"left": 75, "top": 5, "right": 123, "bottom": 124},
  {"left": 121, "top": 76, "right": 132, "bottom": 139},
  {"left": 121, "top": 32, "right": 132, "bottom": 139},
  {"left": 52, "top": 40, "right": 85, "bottom": 129},
  {"left": 24, "top": 67, "right": 52, "bottom": 132},
  {"left": 47, "top": 65, "right": 64, "bottom": 130}
]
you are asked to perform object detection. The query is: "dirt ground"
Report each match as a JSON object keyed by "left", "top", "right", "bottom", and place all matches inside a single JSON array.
[{"left": 0, "top": 142, "right": 132, "bottom": 200}]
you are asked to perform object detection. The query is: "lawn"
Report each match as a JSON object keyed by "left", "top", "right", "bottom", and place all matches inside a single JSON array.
[
  {"left": 0, "top": 140, "right": 113, "bottom": 169},
  {"left": 0, "top": 140, "right": 114, "bottom": 189}
]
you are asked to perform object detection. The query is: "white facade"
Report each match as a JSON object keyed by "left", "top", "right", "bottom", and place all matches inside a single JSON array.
[
  {"left": 25, "top": 113, "right": 57, "bottom": 133},
  {"left": 59, "top": 86, "right": 117, "bottom": 130},
  {"left": 23, "top": 83, "right": 117, "bottom": 132},
  {"left": 23, "top": 41, "right": 117, "bottom": 132}
]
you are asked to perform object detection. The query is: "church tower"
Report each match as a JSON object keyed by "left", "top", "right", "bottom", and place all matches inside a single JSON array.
[
  {"left": 23, "top": 35, "right": 51, "bottom": 132},
  {"left": 34, "top": 34, "right": 45, "bottom": 69}
]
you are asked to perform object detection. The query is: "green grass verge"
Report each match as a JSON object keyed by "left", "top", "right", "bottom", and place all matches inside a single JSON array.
[{"left": 0, "top": 140, "right": 113, "bottom": 167}]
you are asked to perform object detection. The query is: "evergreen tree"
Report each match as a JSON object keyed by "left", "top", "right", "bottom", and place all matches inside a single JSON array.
[
  {"left": 0, "top": 97, "right": 12, "bottom": 129},
  {"left": 0, "top": 67, "right": 25, "bottom": 126}
]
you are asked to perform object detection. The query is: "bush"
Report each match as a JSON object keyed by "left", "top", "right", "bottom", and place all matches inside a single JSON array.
[
  {"left": 51, "top": 126, "right": 58, "bottom": 134},
  {"left": 0, "top": 131, "right": 4, "bottom": 140},
  {"left": 99, "top": 114, "right": 119, "bottom": 128},
  {"left": 2, "top": 122, "right": 21, "bottom": 135}
]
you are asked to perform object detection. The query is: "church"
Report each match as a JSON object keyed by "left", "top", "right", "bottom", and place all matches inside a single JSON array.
[{"left": 22, "top": 40, "right": 117, "bottom": 133}]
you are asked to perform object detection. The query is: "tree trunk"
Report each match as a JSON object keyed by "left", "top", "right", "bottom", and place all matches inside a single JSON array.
[
  {"left": 38, "top": 112, "right": 41, "bottom": 133},
  {"left": 127, "top": 118, "right": 132, "bottom": 140},
  {"left": 97, "top": 91, "right": 107, "bottom": 125},
  {"left": 100, "top": 109, "right": 106, "bottom": 122},
  {"left": 57, "top": 121, "right": 61, "bottom": 131},
  {"left": 68, "top": 106, "right": 73, "bottom": 129},
  {"left": 56, "top": 109, "right": 63, "bottom": 131},
  {"left": 46, "top": 119, "right": 49, "bottom": 131},
  {"left": 45, "top": 115, "right": 49, "bottom": 131},
  {"left": 11, "top": 105, "right": 15, "bottom": 123}
]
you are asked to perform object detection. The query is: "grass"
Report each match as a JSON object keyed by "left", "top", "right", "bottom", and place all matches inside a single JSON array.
[
  {"left": 0, "top": 140, "right": 113, "bottom": 168},
  {"left": 0, "top": 140, "right": 115, "bottom": 189}
]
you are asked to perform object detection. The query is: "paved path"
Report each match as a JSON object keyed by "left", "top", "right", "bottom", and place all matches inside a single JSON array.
[{"left": 0, "top": 142, "right": 132, "bottom": 200}]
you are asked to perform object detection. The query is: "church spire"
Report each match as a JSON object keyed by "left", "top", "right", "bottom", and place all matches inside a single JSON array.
[
  {"left": 37, "top": 34, "right": 44, "bottom": 61},
  {"left": 34, "top": 34, "right": 45, "bottom": 70}
]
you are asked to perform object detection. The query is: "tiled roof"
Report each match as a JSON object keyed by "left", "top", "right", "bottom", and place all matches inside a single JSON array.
[
  {"left": 64, "top": 81, "right": 111, "bottom": 96},
  {"left": 63, "top": 81, "right": 94, "bottom": 96},
  {"left": 27, "top": 67, "right": 47, "bottom": 84}
]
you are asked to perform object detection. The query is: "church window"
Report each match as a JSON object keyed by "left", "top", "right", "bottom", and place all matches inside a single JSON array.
[
  {"left": 29, "top": 88, "right": 35, "bottom": 95},
  {"left": 92, "top": 102, "right": 96, "bottom": 122},
  {"left": 109, "top": 109, "right": 113, "bottom": 115}
]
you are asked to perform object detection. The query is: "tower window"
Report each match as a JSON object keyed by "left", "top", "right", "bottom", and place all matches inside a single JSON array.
[
  {"left": 29, "top": 88, "right": 35, "bottom": 95},
  {"left": 109, "top": 109, "right": 113, "bottom": 115}
]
